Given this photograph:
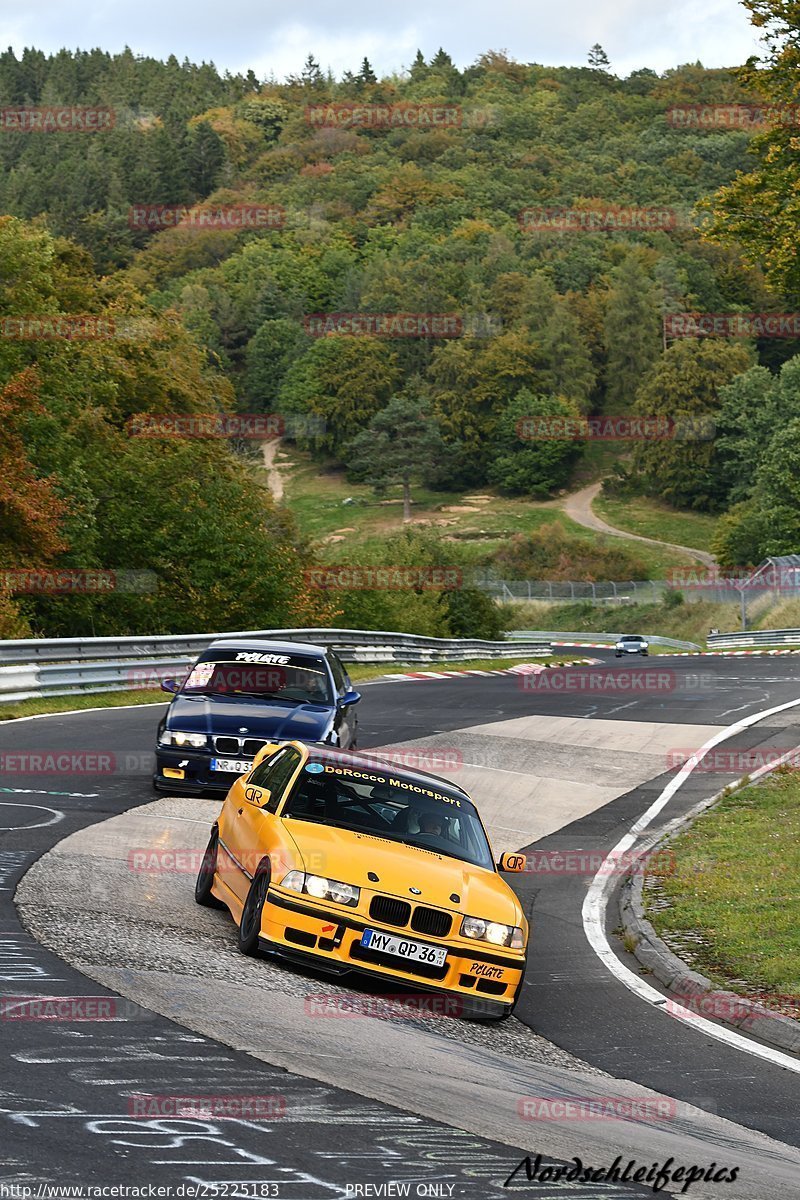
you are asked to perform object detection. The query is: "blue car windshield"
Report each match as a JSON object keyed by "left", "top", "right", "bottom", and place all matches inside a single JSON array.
[{"left": 182, "top": 656, "right": 333, "bottom": 704}]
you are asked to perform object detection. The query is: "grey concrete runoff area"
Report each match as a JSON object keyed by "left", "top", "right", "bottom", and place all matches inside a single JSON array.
[{"left": 15, "top": 699, "right": 800, "bottom": 1200}]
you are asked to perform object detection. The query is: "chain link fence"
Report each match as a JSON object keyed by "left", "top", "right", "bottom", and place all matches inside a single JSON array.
[
  {"left": 474, "top": 579, "right": 666, "bottom": 604},
  {"left": 473, "top": 576, "right": 800, "bottom": 611}
]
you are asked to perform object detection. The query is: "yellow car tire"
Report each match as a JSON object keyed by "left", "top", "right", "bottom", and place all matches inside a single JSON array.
[
  {"left": 194, "top": 826, "right": 225, "bottom": 909},
  {"left": 238, "top": 861, "right": 271, "bottom": 956}
]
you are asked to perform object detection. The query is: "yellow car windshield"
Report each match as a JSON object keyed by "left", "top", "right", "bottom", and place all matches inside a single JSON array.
[{"left": 282, "top": 767, "right": 494, "bottom": 870}]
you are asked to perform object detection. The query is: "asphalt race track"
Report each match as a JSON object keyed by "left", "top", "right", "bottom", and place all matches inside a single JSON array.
[{"left": 3, "top": 651, "right": 800, "bottom": 1198}]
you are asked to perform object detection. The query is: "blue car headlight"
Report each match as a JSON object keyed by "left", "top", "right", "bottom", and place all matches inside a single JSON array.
[{"left": 160, "top": 730, "right": 208, "bottom": 749}]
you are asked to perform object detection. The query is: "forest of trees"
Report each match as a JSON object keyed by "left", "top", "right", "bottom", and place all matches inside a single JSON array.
[{"left": 1, "top": 10, "right": 799, "bottom": 637}]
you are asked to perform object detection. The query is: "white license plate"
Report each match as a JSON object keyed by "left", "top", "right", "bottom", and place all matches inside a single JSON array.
[
  {"left": 210, "top": 758, "right": 253, "bottom": 774},
  {"left": 360, "top": 928, "right": 447, "bottom": 967}
]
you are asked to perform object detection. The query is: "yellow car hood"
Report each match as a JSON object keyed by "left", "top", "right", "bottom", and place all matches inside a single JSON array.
[{"left": 282, "top": 819, "right": 522, "bottom": 927}]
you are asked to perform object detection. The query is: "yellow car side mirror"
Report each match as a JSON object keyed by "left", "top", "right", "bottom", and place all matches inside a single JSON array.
[
  {"left": 244, "top": 785, "right": 271, "bottom": 808},
  {"left": 497, "top": 852, "right": 527, "bottom": 873}
]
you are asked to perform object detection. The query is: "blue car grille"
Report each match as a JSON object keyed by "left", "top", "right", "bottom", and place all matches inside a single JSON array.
[{"left": 213, "top": 736, "right": 268, "bottom": 758}]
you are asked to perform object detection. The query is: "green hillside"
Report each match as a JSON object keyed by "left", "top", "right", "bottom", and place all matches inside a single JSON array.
[{"left": 1, "top": 32, "right": 800, "bottom": 638}]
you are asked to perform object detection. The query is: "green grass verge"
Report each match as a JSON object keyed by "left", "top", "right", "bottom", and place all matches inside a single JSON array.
[
  {"left": 643, "top": 768, "right": 800, "bottom": 997},
  {"left": 503, "top": 598, "right": 739, "bottom": 645},
  {"left": 503, "top": 595, "right": 800, "bottom": 648},
  {"left": 594, "top": 495, "right": 718, "bottom": 553},
  {"left": 0, "top": 689, "right": 167, "bottom": 721}
]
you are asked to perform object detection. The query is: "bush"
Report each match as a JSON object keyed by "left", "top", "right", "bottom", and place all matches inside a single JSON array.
[
  {"left": 491, "top": 522, "right": 650, "bottom": 581},
  {"left": 443, "top": 586, "right": 505, "bottom": 640}
]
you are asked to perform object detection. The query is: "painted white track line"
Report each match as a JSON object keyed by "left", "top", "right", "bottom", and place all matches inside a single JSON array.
[{"left": 583, "top": 694, "right": 800, "bottom": 1073}]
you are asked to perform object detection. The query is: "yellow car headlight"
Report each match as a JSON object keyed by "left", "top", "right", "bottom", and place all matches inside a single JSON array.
[
  {"left": 279, "top": 871, "right": 359, "bottom": 907},
  {"left": 460, "top": 915, "right": 524, "bottom": 949}
]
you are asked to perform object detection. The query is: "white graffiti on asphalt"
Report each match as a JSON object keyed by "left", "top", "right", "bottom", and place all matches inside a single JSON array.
[{"left": 0, "top": 801, "right": 66, "bottom": 830}]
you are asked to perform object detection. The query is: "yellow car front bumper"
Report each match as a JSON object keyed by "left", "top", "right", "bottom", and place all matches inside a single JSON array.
[{"left": 262, "top": 887, "right": 526, "bottom": 1017}]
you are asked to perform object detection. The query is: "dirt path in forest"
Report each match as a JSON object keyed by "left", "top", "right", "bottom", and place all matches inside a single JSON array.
[
  {"left": 561, "top": 482, "right": 715, "bottom": 567},
  {"left": 261, "top": 438, "right": 284, "bottom": 502}
]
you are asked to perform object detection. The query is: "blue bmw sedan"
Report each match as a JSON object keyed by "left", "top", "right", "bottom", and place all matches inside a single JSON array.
[{"left": 153, "top": 638, "right": 361, "bottom": 794}]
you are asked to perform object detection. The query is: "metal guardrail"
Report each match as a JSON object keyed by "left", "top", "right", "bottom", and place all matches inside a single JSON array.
[
  {"left": 508, "top": 630, "right": 701, "bottom": 651},
  {"left": 707, "top": 629, "right": 800, "bottom": 649},
  {"left": 0, "top": 628, "right": 553, "bottom": 704}
]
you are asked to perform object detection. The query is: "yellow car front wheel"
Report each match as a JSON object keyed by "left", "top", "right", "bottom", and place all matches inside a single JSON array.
[{"left": 238, "top": 862, "right": 271, "bottom": 956}]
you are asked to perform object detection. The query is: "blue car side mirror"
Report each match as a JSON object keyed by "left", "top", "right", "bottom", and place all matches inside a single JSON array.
[
  {"left": 160, "top": 678, "right": 180, "bottom": 694},
  {"left": 341, "top": 689, "right": 361, "bottom": 706}
]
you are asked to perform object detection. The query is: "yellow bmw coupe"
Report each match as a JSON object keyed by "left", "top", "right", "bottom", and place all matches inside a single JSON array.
[{"left": 195, "top": 740, "right": 528, "bottom": 1019}]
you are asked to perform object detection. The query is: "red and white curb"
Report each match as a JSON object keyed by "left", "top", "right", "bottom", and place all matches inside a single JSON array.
[
  {"left": 670, "top": 648, "right": 800, "bottom": 658},
  {"left": 382, "top": 659, "right": 601, "bottom": 682},
  {"left": 551, "top": 641, "right": 617, "bottom": 650}
]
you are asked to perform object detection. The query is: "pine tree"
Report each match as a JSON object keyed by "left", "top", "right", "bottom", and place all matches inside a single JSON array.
[
  {"left": 430, "top": 48, "right": 454, "bottom": 69},
  {"left": 301, "top": 55, "right": 324, "bottom": 87},
  {"left": 346, "top": 397, "right": 446, "bottom": 522},
  {"left": 359, "top": 57, "right": 377, "bottom": 85},
  {"left": 603, "top": 256, "right": 661, "bottom": 410},
  {"left": 409, "top": 50, "right": 428, "bottom": 81},
  {"left": 588, "top": 44, "right": 611, "bottom": 70}
]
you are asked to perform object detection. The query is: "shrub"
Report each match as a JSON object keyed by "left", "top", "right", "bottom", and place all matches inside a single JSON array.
[{"left": 491, "top": 522, "right": 650, "bottom": 581}]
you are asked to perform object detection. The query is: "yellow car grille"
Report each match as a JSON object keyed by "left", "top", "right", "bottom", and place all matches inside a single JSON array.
[{"left": 368, "top": 895, "right": 452, "bottom": 938}]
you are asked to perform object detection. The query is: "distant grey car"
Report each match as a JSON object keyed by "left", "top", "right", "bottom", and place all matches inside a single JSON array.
[{"left": 615, "top": 634, "right": 649, "bottom": 657}]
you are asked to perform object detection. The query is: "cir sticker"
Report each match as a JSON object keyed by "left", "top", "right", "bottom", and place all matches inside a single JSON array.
[{"left": 305, "top": 762, "right": 325, "bottom": 774}]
